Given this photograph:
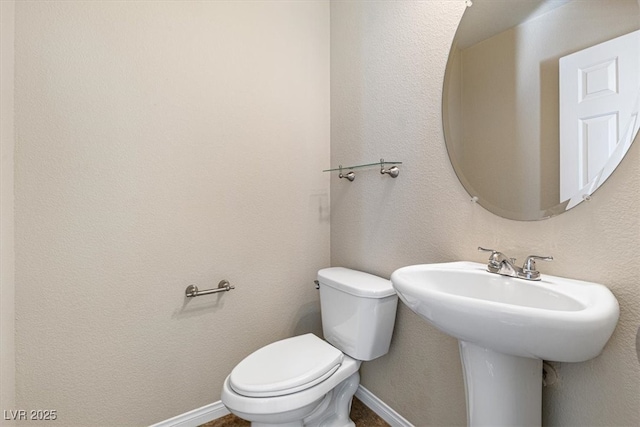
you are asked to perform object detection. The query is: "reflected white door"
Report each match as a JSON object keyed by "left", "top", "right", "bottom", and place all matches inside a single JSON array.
[{"left": 559, "top": 29, "right": 640, "bottom": 204}]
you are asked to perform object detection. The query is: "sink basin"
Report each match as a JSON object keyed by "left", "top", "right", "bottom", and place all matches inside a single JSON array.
[
  {"left": 391, "top": 261, "right": 619, "bottom": 362},
  {"left": 391, "top": 261, "right": 619, "bottom": 426}
]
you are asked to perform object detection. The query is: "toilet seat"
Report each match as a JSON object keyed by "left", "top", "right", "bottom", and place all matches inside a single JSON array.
[{"left": 229, "top": 334, "right": 343, "bottom": 398}]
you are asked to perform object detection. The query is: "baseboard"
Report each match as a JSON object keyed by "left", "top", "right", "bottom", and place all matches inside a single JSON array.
[
  {"left": 355, "top": 385, "right": 414, "bottom": 427},
  {"left": 148, "top": 401, "right": 229, "bottom": 427},
  {"left": 150, "top": 385, "right": 412, "bottom": 427}
]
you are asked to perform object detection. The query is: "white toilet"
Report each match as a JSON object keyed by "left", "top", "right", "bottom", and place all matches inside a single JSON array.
[{"left": 221, "top": 267, "right": 398, "bottom": 427}]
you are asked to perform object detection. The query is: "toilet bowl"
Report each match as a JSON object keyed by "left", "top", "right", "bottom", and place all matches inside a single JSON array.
[
  {"left": 222, "top": 334, "right": 361, "bottom": 426},
  {"left": 221, "top": 267, "right": 398, "bottom": 427}
]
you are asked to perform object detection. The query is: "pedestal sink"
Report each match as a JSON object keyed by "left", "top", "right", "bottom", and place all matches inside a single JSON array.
[{"left": 390, "top": 261, "right": 619, "bottom": 427}]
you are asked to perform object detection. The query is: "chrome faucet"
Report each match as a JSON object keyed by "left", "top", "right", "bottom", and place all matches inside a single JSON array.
[{"left": 478, "top": 247, "right": 553, "bottom": 281}]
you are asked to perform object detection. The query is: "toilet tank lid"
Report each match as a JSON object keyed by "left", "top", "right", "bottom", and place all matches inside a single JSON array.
[{"left": 318, "top": 267, "right": 396, "bottom": 298}]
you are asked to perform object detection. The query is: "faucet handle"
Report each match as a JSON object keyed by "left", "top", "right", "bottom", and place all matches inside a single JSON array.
[
  {"left": 521, "top": 255, "right": 553, "bottom": 280},
  {"left": 478, "top": 246, "right": 499, "bottom": 262},
  {"left": 478, "top": 247, "right": 503, "bottom": 271},
  {"left": 523, "top": 255, "right": 553, "bottom": 272},
  {"left": 478, "top": 247, "right": 504, "bottom": 260},
  {"left": 478, "top": 246, "right": 498, "bottom": 255}
]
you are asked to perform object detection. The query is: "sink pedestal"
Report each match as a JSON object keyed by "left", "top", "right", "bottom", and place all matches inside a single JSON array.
[{"left": 459, "top": 341, "right": 542, "bottom": 427}]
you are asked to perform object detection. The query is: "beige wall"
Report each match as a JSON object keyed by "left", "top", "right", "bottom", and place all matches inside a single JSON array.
[
  {"left": 1, "top": 0, "right": 16, "bottom": 422},
  {"left": 331, "top": 1, "right": 640, "bottom": 426},
  {"left": 7, "top": 0, "right": 640, "bottom": 426},
  {"left": 13, "top": 1, "right": 329, "bottom": 425}
]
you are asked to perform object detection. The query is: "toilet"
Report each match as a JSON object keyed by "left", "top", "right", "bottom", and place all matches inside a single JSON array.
[{"left": 221, "top": 267, "right": 398, "bottom": 427}]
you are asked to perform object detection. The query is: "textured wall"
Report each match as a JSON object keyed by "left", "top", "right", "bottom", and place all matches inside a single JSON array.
[
  {"left": 1, "top": 0, "right": 16, "bottom": 421},
  {"left": 331, "top": 1, "right": 640, "bottom": 426},
  {"left": 14, "top": 1, "right": 329, "bottom": 425}
]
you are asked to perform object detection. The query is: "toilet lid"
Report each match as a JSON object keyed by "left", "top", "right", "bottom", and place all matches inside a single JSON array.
[{"left": 229, "top": 334, "right": 343, "bottom": 398}]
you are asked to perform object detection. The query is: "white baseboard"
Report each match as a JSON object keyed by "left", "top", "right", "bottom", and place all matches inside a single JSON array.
[
  {"left": 148, "top": 401, "right": 229, "bottom": 427},
  {"left": 150, "top": 385, "right": 412, "bottom": 427},
  {"left": 355, "top": 385, "right": 414, "bottom": 427}
]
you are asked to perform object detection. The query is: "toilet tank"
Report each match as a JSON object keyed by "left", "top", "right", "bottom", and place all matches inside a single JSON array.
[{"left": 317, "top": 267, "right": 398, "bottom": 361}]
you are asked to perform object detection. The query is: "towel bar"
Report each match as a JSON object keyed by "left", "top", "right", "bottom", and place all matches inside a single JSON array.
[{"left": 185, "top": 280, "right": 235, "bottom": 297}]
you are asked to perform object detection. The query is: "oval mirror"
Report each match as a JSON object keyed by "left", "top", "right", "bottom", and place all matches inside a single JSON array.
[{"left": 443, "top": 0, "right": 640, "bottom": 220}]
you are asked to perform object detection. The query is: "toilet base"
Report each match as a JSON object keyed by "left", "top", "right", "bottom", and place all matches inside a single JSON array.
[
  {"left": 247, "top": 371, "right": 360, "bottom": 427},
  {"left": 232, "top": 398, "right": 322, "bottom": 427},
  {"left": 253, "top": 423, "right": 303, "bottom": 427},
  {"left": 303, "top": 371, "right": 359, "bottom": 427}
]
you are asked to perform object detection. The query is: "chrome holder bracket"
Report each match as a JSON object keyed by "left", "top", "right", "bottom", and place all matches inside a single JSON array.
[
  {"left": 380, "top": 158, "right": 400, "bottom": 178},
  {"left": 338, "top": 165, "right": 355, "bottom": 181}
]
